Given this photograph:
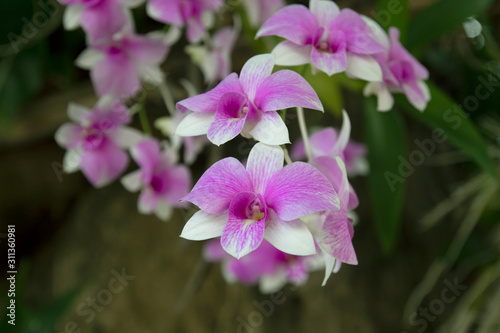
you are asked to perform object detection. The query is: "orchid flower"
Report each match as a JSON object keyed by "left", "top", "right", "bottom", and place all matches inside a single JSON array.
[
  {"left": 291, "top": 111, "right": 368, "bottom": 176},
  {"left": 204, "top": 238, "right": 324, "bottom": 293},
  {"left": 303, "top": 156, "right": 358, "bottom": 285},
  {"left": 175, "top": 54, "right": 324, "bottom": 146},
  {"left": 186, "top": 17, "right": 240, "bottom": 84},
  {"left": 155, "top": 113, "right": 208, "bottom": 165},
  {"left": 147, "top": 0, "right": 223, "bottom": 43},
  {"left": 121, "top": 139, "right": 191, "bottom": 221},
  {"left": 362, "top": 17, "right": 430, "bottom": 111},
  {"left": 256, "top": 0, "right": 384, "bottom": 80},
  {"left": 60, "top": 0, "right": 144, "bottom": 44},
  {"left": 55, "top": 97, "right": 143, "bottom": 188},
  {"left": 75, "top": 30, "right": 170, "bottom": 98},
  {"left": 180, "top": 143, "right": 339, "bottom": 259},
  {"left": 243, "top": 0, "right": 285, "bottom": 28}
]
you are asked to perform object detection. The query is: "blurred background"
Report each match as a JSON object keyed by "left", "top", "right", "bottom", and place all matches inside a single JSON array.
[{"left": 1, "top": 0, "right": 500, "bottom": 332}]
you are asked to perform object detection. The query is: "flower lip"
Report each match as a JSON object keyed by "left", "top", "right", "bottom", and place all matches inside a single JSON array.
[{"left": 245, "top": 195, "right": 266, "bottom": 221}]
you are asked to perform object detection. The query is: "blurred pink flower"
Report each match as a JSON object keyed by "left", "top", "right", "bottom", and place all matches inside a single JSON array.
[
  {"left": 75, "top": 31, "right": 169, "bottom": 98},
  {"left": 121, "top": 139, "right": 192, "bottom": 221},
  {"left": 186, "top": 19, "right": 240, "bottom": 84},
  {"left": 363, "top": 18, "right": 430, "bottom": 111},
  {"left": 257, "top": 0, "right": 384, "bottom": 80},
  {"left": 147, "top": 0, "right": 223, "bottom": 43},
  {"left": 291, "top": 112, "right": 368, "bottom": 176},
  {"left": 243, "top": 0, "right": 285, "bottom": 28},
  {"left": 175, "top": 54, "right": 323, "bottom": 146},
  {"left": 204, "top": 238, "right": 324, "bottom": 293},
  {"left": 55, "top": 98, "right": 143, "bottom": 187},
  {"left": 180, "top": 143, "right": 339, "bottom": 259},
  {"left": 60, "top": 0, "right": 144, "bottom": 44},
  {"left": 304, "top": 156, "right": 358, "bottom": 285}
]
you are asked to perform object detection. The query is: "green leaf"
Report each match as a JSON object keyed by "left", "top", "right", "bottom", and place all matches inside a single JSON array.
[
  {"left": 407, "top": 0, "right": 494, "bottom": 51},
  {"left": 364, "top": 98, "right": 407, "bottom": 252},
  {"left": 376, "top": 0, "right": 410, "bottom": 41},
  {"left": 396, "top": 82, "right": 497, "bottom": 179}
]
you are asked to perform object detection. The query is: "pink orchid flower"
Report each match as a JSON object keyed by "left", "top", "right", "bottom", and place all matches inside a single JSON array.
[
  {"left": 291, "top": 111, "right": 368, "bottom": 176},
  {"left": 75, "top": 30, "right": 169, "bottom": 98},
  {"left": 121, "top": 139, "right": 191, "bottom": 221},
  {"left": 147, "top": 0, "right": 223, "bottom": 43},
  {"left": 180, "top": 143, "right": 339, "bottom": 259},
  {"left": 304, "top": 156, "right": 358, "bottom": 285},
  {"left": 362, "top": 17, "right": 430, "bottom": 111},
  {"left": 204, "top": 238, "right": 324, "bottom": 293},
  {"left": 55, "top": 98, "right": 143, "bottom": 188},
  {"left": 256, "top": 0, "right": 384, "bottom": 80},
  {"left": 175, "top": 54, "right": 324, "bottom": 146},
  {"left": 60, "top": 0, "right": 144, "bottom": 44},
  {"left": 186, "top": 18, "right": 240, "bottom": 84},
  {"left": 243, "top": 0, "right": 285, "bottom": 28}
]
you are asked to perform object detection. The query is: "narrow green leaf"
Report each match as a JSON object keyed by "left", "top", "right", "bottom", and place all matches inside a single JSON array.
[
  {"left": 376, "top": 0, "right": 410, "bottom": 41},
  {"left": 364, "top": 97, "right": 407, "bottom": 253},
  {"left": 396, "top": 82, "right": 497, "bottom": 179},
  {"left": 407, "top": 0, "right": 494, "bottom": 51}
]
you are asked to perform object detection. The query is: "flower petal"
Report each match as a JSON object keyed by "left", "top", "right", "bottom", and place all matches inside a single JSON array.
[
  {"left": 312, "top": 156, "right": 349, "bottom": 205},
  {"left": 310, "top": 46, "right": 347, "bottom": 76},
  {"left": 207, "top": 92, "right": 248, "bottom": 146},
  {"left": 175, "top": 112, "right": 215, "bottom": 137},
  {"left": 91, "top": 51, "right": 140, "bottom": 97},
  {"left": 127, "top": 33, "right": 169, "bottom": 63},
  {"left": 246, "top": 143, "right": 283, "bottom": 194},
  {"left": 138, "top": 187, "right": 158, "bottom": 214},
  {"left": 264, "top": 210, "right": 316, "bottom": 256},
  {"left": 310, "top": 0, "right": 339, "bottom": 28},
  {"left": 255, "top": 69, "right": 323, "bottom": 112},
  {"left": 265, "top": 161, "right": 339, "bottom": 221},
  {"left": 55, "top": 124, "right": 82, "bottom": 148},
  {"left": 154, "top": 200, "right": 173, "bottom": 221},
  {"left": 403, "top": 81, "right": 428, "bottom": 111},
  {"left": 80, "top": 138, "right": 129, "bottom": 188},
  {"left": 345, "top": 54, "right": 382, "bottom": 82},
  {"left": 121, "top": 170, "right": 143, "bottom": 192},
  {"left": 147, "top": 0, "right": 183, "bottom": 25},
  {"left": 75, "top": 48, "right": 104, "bottom": 70},
  {"left": 182, "top": 157, "right": 253, "bottom": 213},
  {"left": 272, "top": 41, "right": 312, "bottom": 67},
  {"left": 363, "top": 82, "right": 394, "bottom": 112},
  {"left": 63, "top": 5, "right": 83, "bottom": 30},
  {"left": 239, "top": 54, "right": 275, "bottom": 101},
  {"left": 320, "top": 211, "right": 357, "bottom": 264},
  {"left": 176, "top": 73, "right": 243, "bottom": 113},
  {"left": 131, "top": 139, "right": 161, "bottom": 172},
  {"left": 63, "top": 149, "right": 81, "bottom": 173},
  {"left": 248, "top": 111, "right": 290, "bottom": 146},
  {"left": 256, "top": 4, "right": 317, "bottom": 46},
  {"left": 332, "top": 110, "right": 351, "bottom": 155},
  {"left": 110, "top": 127, "right": 144, "bottom": 149},
  {"left": 221, "top": 193, "right": 266, "bottom": 259},
  {"left": 162, "top": 165, "right": 191, "bottom": 205},
  {"left": 180, "top": 210, "right": 228, "bottom": 240}
]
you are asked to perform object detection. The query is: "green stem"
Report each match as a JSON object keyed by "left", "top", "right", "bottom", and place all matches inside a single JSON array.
[{"left": 138, "top": 101, "right": 152, "bottom": 136}]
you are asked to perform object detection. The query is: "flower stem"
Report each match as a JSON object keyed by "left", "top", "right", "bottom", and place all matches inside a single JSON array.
[
  {"left": 297, "top": 107, "right": 312, "bottom": 161},
  {"left": 138, "top": 102, "right": 152, "bottom": 136}
]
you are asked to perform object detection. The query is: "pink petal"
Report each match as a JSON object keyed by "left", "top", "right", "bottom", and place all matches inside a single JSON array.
[
  {"left": 389, "top": 28, "right": 428, "bottom": 79},
  {"left": 403, "top": 81, "right": 428, "bottom": 111},
  {"left": 310, "top": 0, "right": 339, "bottom": 28},
  {"left": 91, "top": 50, "right": 140, "bottom": 97},
  {"left": 207, "top": 92, "right": 248, "bottom": 146},
  {"left": 176, "top": 73, "right": 243, "bottom": 113},
  {"left": 203, "top": 238, "right": 228, "bottom": 261},
  {"left": 333, "top": 9, "right": 384, "bottom": 55},
  {"left": 256, "top": 4, "right": 317, "bottom": 46},
  {"left": 138, "top": 187, "right": 159, "bottom": 213},
  {"left": 186, "top": 16, "right": 205, "bottom": 43},
  {"left": 162, "top": 165, "right": 191, "bottom": 205},
  {"left": 312, "top": 156, "right": 349, "bottom": 207},
  {"left": 255, "top": 69, "right": 323, "bottom": 112},
  {"left": 147, "top": 0, "right": 183, "bottom": 26},
  {"left": 239, "top": 54, "right": 274, "bottom": 101},
  {"left": 310, "top": 36, "right": 347, "bottom": 76},
  {"left": 265, "top": 161, "right": 339, "bottom": 221},
  {"left": 80, "top": 1, "right": 129, "bottom": 44},
  {"left": 348, "top": 184, "right": 359, "bottom": 211},
  {"left": 246, "top": 143, "right": 283, "bottom": 195},
  {"left": 320, "top": 211, "right": 357, "bottom": 265},
  {"left": 221, "top": 192, "right": 266, "bottom": 259},
  {"left": 131, "top": 139, "right": 161, "bottom": 177},
  {"left": 247, "top": 111, "right": 290, "bottom": 146},
  {"left": 80, "top": 138, "right": 129, "bottom": 188},
  {"left": 182, "top": 157, "right": 253, "bottom": 214},
  {"left": 331, "top": 110, "right": 351, "bottom": 156},
  {"left": 127, "top": 34, "right": 169, "bottom": 64},
  {"left": 309, "top": 128, "right": 338, "bottom": 157},
  {"left": 264, "top": 210, "right": 316, "bottom": 256}
]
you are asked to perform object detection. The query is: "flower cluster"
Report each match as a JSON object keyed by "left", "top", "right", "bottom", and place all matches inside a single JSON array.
[{"left": 54, "top": 0, "right": 430, "bottom": 291}]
